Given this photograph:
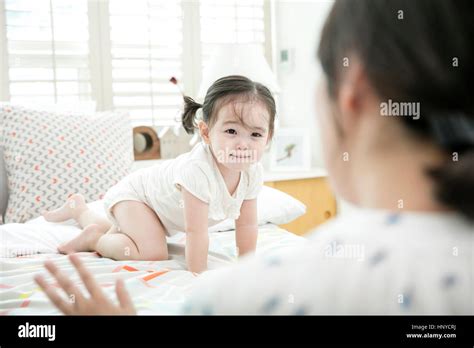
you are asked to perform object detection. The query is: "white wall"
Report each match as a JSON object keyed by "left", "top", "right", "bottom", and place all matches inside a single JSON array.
[{"left": 273, "top": 0, "right": 334, "bottom": 167}]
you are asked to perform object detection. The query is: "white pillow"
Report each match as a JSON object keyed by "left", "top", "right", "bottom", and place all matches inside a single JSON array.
[
  {"left": 26, "top": 186, "right": 306, "bottom": 232},
  {"left": 209, "top": 185, "right": 306, "bottom": 232}
]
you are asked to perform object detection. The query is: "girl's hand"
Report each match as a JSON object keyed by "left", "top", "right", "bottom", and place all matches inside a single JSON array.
[{"left": 34, "top": 254, "right": 136, "bottom": 315}]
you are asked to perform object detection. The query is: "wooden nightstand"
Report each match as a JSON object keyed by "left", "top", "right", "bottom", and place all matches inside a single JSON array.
[{"left": 264, "top": 169, "right": 337, "bottom": 236}]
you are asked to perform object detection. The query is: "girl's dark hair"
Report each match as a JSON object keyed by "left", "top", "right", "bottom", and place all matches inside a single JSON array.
[
  {"left": 181, "top": 75, "right": 276, "bottom": 138},
  {"left": 318, "top": 0, "right": 474, "bottom": 220}
]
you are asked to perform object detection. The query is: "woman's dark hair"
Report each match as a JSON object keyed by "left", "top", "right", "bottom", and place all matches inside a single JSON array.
[
  {"left": 181, "top": 75, "right": 276, "bottom": 138},
  {"left": 318, "top": 0, "right": 474, "bottom": 220}
]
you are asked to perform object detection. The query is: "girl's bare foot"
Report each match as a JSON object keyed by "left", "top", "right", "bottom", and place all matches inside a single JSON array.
[
  {"left": 58, "top": 224, "right": 105, "bottom": 254},
  {"left": 42, "top": 194, "right": 87, "bottom": 222}
]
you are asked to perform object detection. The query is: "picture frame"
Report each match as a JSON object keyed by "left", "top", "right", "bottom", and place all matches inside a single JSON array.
[{"left": 270, "top": 128, "right": 311, "bottom": 171}]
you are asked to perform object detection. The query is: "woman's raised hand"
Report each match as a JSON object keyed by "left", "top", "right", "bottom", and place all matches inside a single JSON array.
[{"left": 34, "top": 254, "right": 136, "bottom": 315}]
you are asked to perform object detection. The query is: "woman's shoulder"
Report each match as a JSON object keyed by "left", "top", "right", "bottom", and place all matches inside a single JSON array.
[
  {"left": 306, "top": 208, "right": 474, "bottom": 262},
  {"left": 309, "top": 206, "right": 470, "bottom": 235},
  {"left": 183, "top": 208, "right": 473, "bottom": 314}
]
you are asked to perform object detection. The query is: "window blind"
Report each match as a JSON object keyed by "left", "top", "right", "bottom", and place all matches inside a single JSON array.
[
  {"left": 200, "top": 0, "right": 266, "bottom": 71},
  {"left": 109, "top": 0, "right": 183, "bottom": 126},
  {"left": 4, "top": 0, "right": 91, "bottom": 105},
  {"left": 1, "top": 0, "right": 270, "bottom": 126}
]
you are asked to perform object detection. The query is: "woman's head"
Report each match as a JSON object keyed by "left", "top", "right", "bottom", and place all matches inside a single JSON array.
[
  {"left": 316, "top": 0, "right": 474, "bottom": 218},
  {"left": 182, "top": 75, "right": 276, "bottom": 171}
]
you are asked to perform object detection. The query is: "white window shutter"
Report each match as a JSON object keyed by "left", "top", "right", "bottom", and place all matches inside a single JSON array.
[
  {"left": 109, "top": 0, "right": 184, "bottom": 127},
  {"left": 199, "top": 0, "right": 266, "bottom": 71},
  {"left": 0, "top": 0, "right": 272, "bottom": 126},
  {"left": 4, "top": 0, "right": 92, "bottom": 106}
]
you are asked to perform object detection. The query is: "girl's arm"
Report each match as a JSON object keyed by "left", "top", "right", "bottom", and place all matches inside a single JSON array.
[
  {"left": 182, "top": 188, "right": 209, "bottom": 274},
  {"left": 235, "top": 198, "right": 258, "bottom": 257}
]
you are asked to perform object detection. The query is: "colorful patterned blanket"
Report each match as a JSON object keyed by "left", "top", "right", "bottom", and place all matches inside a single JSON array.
[{"left": 0, "top": 224, "right": 304, "bottom": 315}]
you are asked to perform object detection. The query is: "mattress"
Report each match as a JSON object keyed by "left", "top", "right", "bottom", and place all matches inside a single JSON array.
[{"left": 0, "top": 219, "right": 305, "bottom": 315}]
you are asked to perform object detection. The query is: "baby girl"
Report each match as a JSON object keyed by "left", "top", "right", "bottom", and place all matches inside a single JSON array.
[{"left": 42, "top": 75, "right": 276, "bottom": 273}]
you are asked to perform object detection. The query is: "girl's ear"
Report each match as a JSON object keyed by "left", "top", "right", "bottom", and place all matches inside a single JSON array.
[
  {"left": 198, "top": 120, "right": 211, "bottom": 144},
  {"left": 265, "top": 130, "right": 273, "bottom": 146},
  {"left": 265, "top": 139, "right": 272, "bottom": 151}
]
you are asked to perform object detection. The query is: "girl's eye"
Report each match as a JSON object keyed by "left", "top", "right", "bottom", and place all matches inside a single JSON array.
[
  {"left": 252, "top": 132, "right": 262, "bottom": 137},
  {"left": 225, "top": 129, "right": 237, "bottom": 135}
]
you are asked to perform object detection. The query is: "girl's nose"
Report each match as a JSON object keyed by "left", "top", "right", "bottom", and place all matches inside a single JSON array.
[{"left": 236, "top": 141, "right": 249, "bottom": 150}]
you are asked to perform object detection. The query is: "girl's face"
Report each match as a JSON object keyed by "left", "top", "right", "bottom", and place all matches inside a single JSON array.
[{"left": 199, "top": 99, "right": 271, "bottom": 171}]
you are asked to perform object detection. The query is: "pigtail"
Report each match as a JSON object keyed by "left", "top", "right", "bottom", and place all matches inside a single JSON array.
[{"left": 182, "top": 96, "right": 202, "bottom": 134}]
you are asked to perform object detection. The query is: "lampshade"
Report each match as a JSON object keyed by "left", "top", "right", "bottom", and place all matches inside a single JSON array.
[{"left": 198, "top": 43, "right": 280, "bottom": 99}]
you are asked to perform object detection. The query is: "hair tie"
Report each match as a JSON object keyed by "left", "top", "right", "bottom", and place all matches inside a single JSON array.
[
  {"left": 428, "top": 112, "right": 474, "bottom": 151},
  {"left": 195, "top": 108, "right": 204, "bottom": 121}
]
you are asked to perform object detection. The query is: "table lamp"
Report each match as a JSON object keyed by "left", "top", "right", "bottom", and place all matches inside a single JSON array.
[
  {"left": 198, "top": 43, "right": 280, "bottom": 99},
  {"left": 192, "top": 43, "right": 280, "bottom": 145}
]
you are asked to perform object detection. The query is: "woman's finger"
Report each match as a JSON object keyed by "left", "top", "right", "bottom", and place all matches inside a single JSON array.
[
  {"left": 115, "top": 278, "right": 135, "bottom": 313},
  {"left": 69, "top": 254, "right": 105, "bottom": 300},
  {"left": 34, "top": 275, "right": 73, "bottom": 315},
  {"left": 44, "top": 260, "right": 84, "bottom": 304}
]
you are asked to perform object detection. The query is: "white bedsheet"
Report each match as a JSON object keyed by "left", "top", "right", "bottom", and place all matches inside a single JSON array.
[{"left": 0, "top": 221, "right": 305, "bottom": 315}]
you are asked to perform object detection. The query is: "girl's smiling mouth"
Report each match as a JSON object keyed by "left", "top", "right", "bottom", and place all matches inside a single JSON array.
[{"left": 230, "top": 154, "right": 250, "bottom": 158}]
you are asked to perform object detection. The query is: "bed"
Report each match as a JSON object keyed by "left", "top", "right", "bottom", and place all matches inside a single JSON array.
[
  {"left": 0, "top": 205, "right": 305, "bottom": 315},
  {"left": 0, "top": 105, "right": 307, "bottom": 315}
]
